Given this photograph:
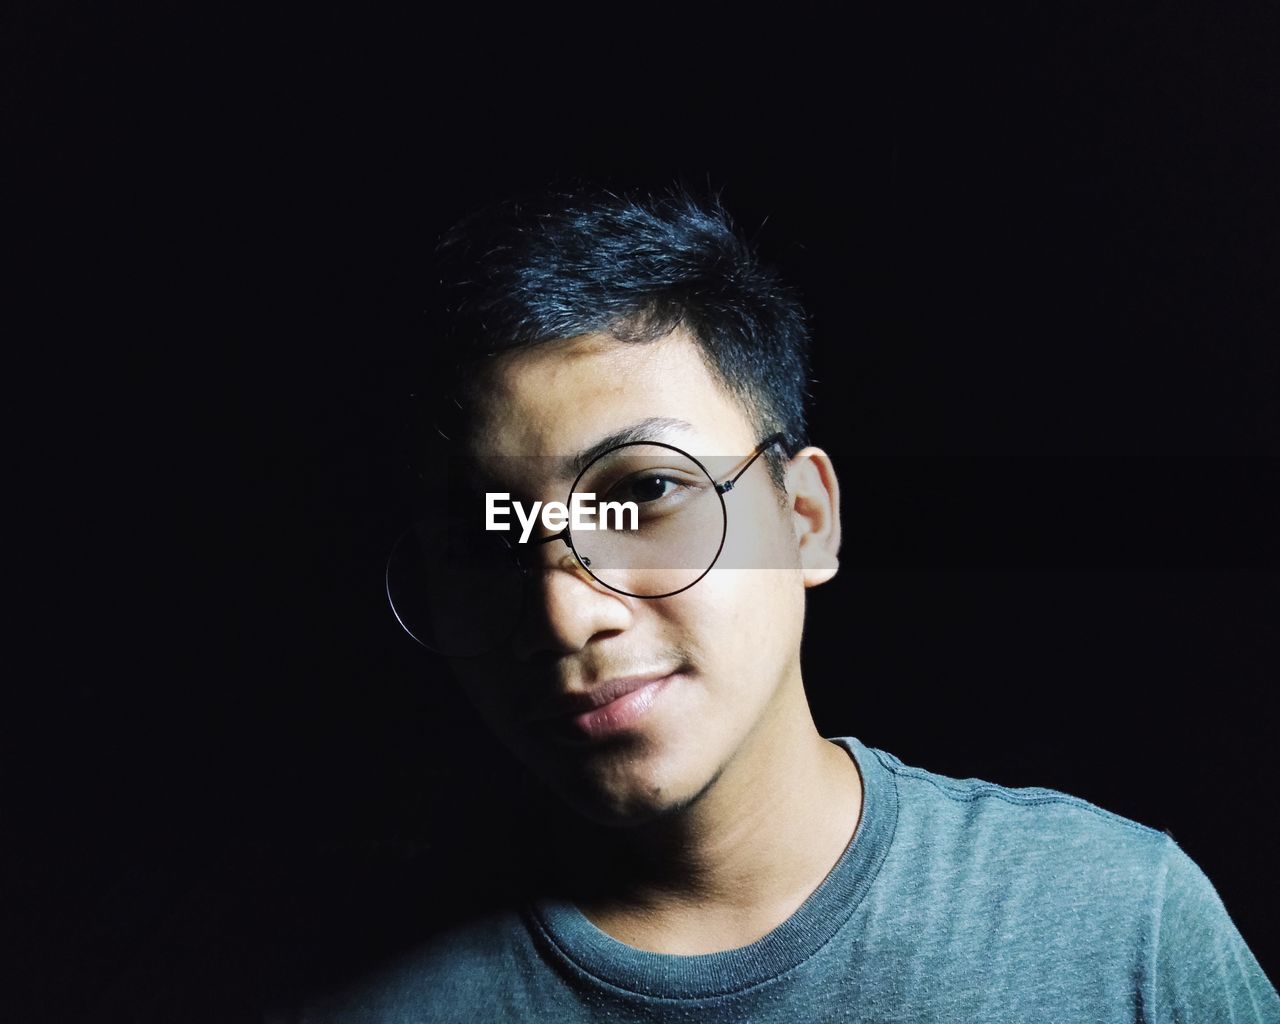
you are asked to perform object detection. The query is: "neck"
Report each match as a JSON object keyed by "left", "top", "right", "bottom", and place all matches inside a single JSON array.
[{"left": 539, "top": 674, "right": 864, "bottom": 953}]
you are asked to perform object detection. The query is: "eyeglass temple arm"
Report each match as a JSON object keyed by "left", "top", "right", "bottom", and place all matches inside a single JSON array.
[{"left": 716, "top": 433, "right": 788, "bottom": 494}]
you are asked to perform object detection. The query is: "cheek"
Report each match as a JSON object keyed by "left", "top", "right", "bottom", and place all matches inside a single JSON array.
[
  {"left": 661, "top": 499, "right": 806, "bottom": 654},
  {"left": 642, "top": 569, "right": 804, "bottom": 796},
  {"left": 662, "top": 564, "right": 806, "bottom": 691},
  {"left": 717, "top": 489, "right": 801, "bottom": 574}
]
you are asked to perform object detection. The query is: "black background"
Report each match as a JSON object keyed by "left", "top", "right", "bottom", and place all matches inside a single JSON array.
[{"left": 6, "top": 4, "right": 1279, "bottom": 1021}]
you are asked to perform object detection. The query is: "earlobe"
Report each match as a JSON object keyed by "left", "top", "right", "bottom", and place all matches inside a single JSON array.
[{"left": 787, "top": 448, "right": 842, "bottom": 588}]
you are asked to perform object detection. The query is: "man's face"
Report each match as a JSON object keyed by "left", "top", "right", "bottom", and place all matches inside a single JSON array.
[{"left": 450, "top": 329, "right": 817, "bottom": 826}]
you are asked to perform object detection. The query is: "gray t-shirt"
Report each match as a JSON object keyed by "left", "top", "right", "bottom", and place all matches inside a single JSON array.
[{"left": 286, "top": 735, "right": 1279, "bottom": 1022}]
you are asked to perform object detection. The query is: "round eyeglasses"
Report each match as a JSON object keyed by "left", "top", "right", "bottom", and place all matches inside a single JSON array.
[{"left": 386, "top": 433, "right": 788, "bottom": 657}]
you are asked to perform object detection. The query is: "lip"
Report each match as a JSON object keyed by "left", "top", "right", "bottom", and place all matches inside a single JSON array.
[{"left": 536, "top": 671, "right": 681, "bottom": 744}]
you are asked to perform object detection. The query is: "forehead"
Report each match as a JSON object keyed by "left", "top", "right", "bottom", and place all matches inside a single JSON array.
[{"left": 465, "top": 329, "right": 759, "bottom": 463}]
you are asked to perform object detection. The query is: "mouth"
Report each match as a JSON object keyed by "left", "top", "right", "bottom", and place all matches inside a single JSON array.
[{"left": 535, "top": 670, "right": 683, "bottom": 745}]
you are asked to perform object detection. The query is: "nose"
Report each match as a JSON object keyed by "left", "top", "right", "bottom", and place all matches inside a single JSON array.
[{"left": 510, "top": 539, "right": 634, "bottom": 658}]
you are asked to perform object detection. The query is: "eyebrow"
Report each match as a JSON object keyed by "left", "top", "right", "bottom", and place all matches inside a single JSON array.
[{"left": 567, "top": 417, "right": 697, "bottom": 477}]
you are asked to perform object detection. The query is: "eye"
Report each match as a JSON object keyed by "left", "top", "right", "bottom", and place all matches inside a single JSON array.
[{"left": 616, "top": 473, "right": 680, "bottom": 504}]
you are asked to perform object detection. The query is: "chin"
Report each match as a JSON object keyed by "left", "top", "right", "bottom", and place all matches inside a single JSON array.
[
  {"left": 564, "top": 792, "right": 692, "bottom": 829},
  {"left": 552, "top": 757, "right": 721, "bottom": 829}
]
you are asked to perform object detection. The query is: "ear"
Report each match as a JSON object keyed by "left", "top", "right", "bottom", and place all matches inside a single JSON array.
[{"left": 786, "top": 447, "right": 841, "bottom": 587}]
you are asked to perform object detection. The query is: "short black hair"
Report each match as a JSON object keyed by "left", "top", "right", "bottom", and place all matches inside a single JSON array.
[{"left": 426, "top": 183, "right": 813, "bottom": 489}]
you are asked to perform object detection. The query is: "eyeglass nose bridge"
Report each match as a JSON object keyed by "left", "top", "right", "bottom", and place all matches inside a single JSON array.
[{"left": 512, "top": 526, "right": 595, "bottom": 573}]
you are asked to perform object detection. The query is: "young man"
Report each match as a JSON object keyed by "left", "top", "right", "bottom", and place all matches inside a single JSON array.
[{"left": 295, "top": 187, "right": 1278, "bottom": 1022}]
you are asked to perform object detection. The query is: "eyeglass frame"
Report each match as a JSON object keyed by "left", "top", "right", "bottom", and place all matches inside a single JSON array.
[{"left": 386, "top": 431, "right": 790, "bottom": 650}]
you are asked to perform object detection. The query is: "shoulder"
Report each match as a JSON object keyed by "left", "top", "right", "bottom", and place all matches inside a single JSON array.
[
  {"left": 867, "top": 744, "right": 1173, "bottom": 920},
  {"left": 1147, "top": 835, "right": 1280, "bottom": 1018},
  {"left": 849, "top": 742, "right": 1279, "bottom": 1016},
  {"left": 872, "top": 743, "right": 1168, "bottom": 840}
]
